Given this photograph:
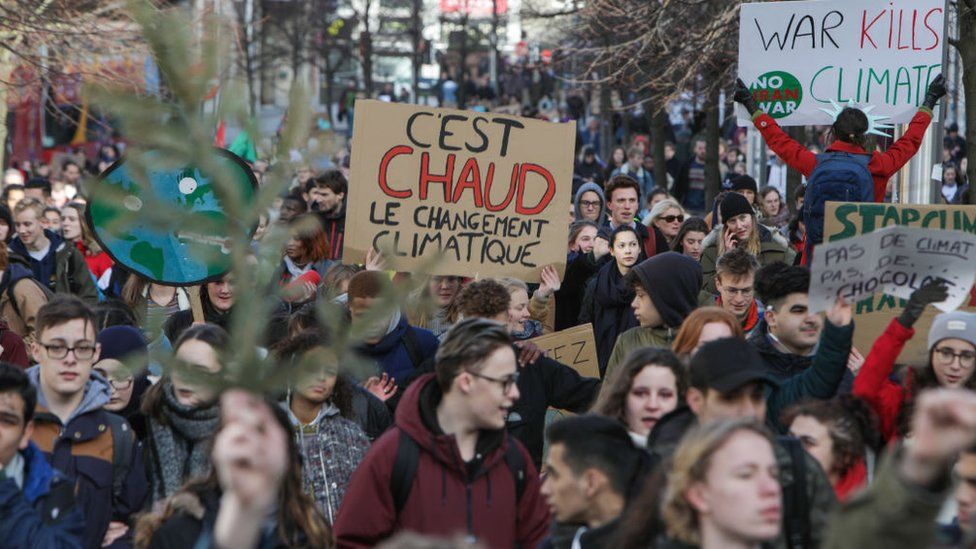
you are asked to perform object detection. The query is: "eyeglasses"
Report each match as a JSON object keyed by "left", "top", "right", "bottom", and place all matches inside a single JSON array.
[
  {"left": 934, "top": 347, "right": 976, "bottom": 367},
  {"left": 39, "top": 341, "right": 97, "bottom": 360},
  {"left": 660, "top": 215, "right": 685, "bottom": 223},
  {"left": 466, "top": 370, "right": 520, "bottom": 392},
  {"left": 580, "top": 200, "right": 601, "bottom": 208}
]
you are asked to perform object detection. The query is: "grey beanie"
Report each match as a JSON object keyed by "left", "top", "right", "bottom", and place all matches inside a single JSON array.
[{"left": 928, "top": 311, "right": 976, "bottom": 350}]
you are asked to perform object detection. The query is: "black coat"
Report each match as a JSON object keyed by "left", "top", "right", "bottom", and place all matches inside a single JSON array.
[
  {"left": 580, "top": 260, "right": 638, "bottom": 377},
  {"left": 554, "top": 252, "right": 603, "bottom": 331}
]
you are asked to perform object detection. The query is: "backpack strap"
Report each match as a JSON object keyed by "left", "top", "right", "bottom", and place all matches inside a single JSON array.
[
  {"left": 778, "top": 436, "right": 810, "bottom": 549},
  {"left": 503, "top": 433, "right": 527, "bottom": 503},
  {"left": 402, "top": 326, "right": 424, "bottom": 370},
  {"left": 105, "top": 412, "right": 134, "bottom": 506},
  {"left": 391, "top": 430, "right": 421, "bottom": 514}
]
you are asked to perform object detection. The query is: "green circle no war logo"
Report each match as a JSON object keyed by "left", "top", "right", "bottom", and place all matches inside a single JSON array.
[{"left": 750, "top": 71, "right": 803, "bottom": 119}]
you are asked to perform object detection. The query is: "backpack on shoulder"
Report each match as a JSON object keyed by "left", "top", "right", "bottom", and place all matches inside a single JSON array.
[
  {"left": 803, "top": 152, "right": 873, "bottom": 252},
  {"left": 390, "top": 430, "right": 527, "bottom": 513},
  {"left": 105, "top": 412, "right": 136, "bottom": 505},
  {"left": 778, "top": 435, "right": 811, "bottom": 549}
]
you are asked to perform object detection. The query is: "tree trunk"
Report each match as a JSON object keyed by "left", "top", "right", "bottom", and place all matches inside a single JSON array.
[
  {"left": 786, "top": 126, "right": 805, "bottom": 212},
  {"left": 959, "top": 0, "right": 976, "bottom": 202},
  {"left": 458, "top": 17, "right": 469, "bottom": 110},
  {"left": 0, "top": 50, "right": 11, "bottom": 170},
  {"left": 704, "top": 86, "right": 721, "bottom": 209},
  {"left": 650, "top": 107, "right": 668, "bottom": 191},
  {"left": 599, "top": 81, "right": 612, "bottom": 160}
]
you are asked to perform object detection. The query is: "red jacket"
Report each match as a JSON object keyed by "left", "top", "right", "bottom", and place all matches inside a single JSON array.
[
  {"left": 75, "top": 241, "right": 113, "bottom": 280},
  {"left": 752, "top": 108, "right": 933, "bottom": 202},
  {"left": 333, "top": 374, "right": 550, "bottom": 548},
  {"left": 852, "top": 318, "right": 914, "bottom": 441}
]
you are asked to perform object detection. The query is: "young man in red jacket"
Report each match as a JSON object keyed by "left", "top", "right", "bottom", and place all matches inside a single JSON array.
[{"left": 334, "top": 318, "right": 549, "bottom": 548}]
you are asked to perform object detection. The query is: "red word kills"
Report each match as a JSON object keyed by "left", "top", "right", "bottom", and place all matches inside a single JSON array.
[
  {"left": 377, "top": 146, "right": 556, "bottom": 216},
  {"left": 860, "top": 8, "right": 942, "bottom": 51}
]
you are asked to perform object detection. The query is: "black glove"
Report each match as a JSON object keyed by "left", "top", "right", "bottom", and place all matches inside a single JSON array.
[
  {"left": 922, "top": 74, "right": 947, "bottom": 110},
  {"left": 898, "top": 278, "right": 950, "bottom": 328},
  {"left": 733, "top": 78, "right": 759, "bottom": 116}
]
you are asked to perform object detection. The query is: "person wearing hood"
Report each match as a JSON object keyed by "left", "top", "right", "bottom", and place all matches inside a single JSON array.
[
  {"left": 307, "top": 170, "right": 347, "bottom": 260},
  {"left": 0, "top": 241, "right": 50, "bottom": 350},
  {"left": 277, "top": 331, "right": 370, "bottom": 524},
  {"left": 142, "top": 324, "right": 227, "bottom": 505},
  {"left": 9, "top": 197, "right": 98, "bottom": 305},
  {"left": 573, "top": 181, "right": 607, "bottom": 225},
  {"left": 700, "top": 192, "right": 795, "bottom": 295},
  {"left": 602, "top": 252, "right": 702, "bottom": 389},
  {"left": 334, "top": 319, "right": 550, "bottom": 547},
  {"left": 348, "top": 271, "right": 439, "bottom": 385},
  {"left": 163, "top": 274, "right": 234, "bottom": 343},
  {"left": 93, "top": 326, "right": 152, "bottom": 440},
  {"left": 27, "top": 297, "right": 148, "bottom": 548},
  {"left": 0, "top": 363, "right": 85, "bottom": 548}
]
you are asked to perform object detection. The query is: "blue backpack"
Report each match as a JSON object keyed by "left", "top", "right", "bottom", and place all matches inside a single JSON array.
[{"left": 803, "top": 152, "right": 873, "bottom": 248}]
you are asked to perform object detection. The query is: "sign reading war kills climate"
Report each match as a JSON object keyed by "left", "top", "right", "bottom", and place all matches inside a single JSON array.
[
  {"left": 344, "top": 100, "right": 574, "bottom": 281},
  {"left": 737, "top": 0, "right": 945, "bottom": 126}
]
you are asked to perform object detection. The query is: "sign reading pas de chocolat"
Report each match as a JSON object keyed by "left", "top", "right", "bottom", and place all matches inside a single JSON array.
[{"left": 344, "top": 100, "right": 574, "bottom": 281}]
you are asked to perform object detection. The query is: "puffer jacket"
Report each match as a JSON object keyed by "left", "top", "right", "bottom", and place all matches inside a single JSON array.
[
  {"left": 700, "top": 223, "right": 795, "bottom": 294},
  {"left": 282, "top": 400, "right": 370, "bottom": 524},
  {"left": 0, "top": 441, "right": 85, "bottom": 548},
  {"left": 334, "top": 373, "right": 550, "bottom": 548}
]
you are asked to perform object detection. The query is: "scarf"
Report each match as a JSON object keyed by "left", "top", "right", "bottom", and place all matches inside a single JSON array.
[
  {"left": 283, "top": 256, "right": 312, "bottom": 280},
  {"left": 148, "top": 382, "right": 220, "bottom": 502}
]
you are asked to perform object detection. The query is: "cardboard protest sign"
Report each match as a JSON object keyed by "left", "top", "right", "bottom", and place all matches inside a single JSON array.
[
  {"left": 529, "top": 324, "right": 599, "bottom": 379},
  {"left": 344, "top": 100, "right": 574, "bottom": 281},
  {"left": 737, "top": 0, "right": 945, "bottom": 126},
  {"left": 824, "top": 202, "right": 976, "bottom": 364},
  {"left": 87, "top": 149, "right": 257, "bottom": 285},
  {"left": 810, "top": 225, "right": 976, "bottom": 314}
]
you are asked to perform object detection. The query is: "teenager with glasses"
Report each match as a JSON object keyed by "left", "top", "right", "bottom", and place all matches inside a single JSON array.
[
  {"left": 26, "top": 296, "right": 148, "bottom": 548},
  {"left": 713, "top": 248, "right": 764, "bottom": 338},
  {"left": 94, "top": 325, "right": 152, "bottom": 439},
  {"left": 854, "top": 279, "right": 976, "bottom": 442}
]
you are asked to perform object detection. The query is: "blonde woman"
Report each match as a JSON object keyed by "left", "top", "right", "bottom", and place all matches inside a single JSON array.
[
  {"left": 663, "top": 419, "right": 781, "bottom": 549},
  {"left": 644, "top": 198, "right": 686, "bottom": 246}
]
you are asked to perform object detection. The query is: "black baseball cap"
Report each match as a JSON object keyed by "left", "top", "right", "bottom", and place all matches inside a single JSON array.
[{"left": 690, "top": 338, "right": 780, "bottom": 393}]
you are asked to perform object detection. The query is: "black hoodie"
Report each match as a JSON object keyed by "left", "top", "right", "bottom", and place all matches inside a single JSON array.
[{"left": 628, "top": 252, "right": 702, "bottom": 328}]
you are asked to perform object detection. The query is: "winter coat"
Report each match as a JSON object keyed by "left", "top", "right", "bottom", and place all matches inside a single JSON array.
[
  {"left": 9, "top": 230, "right": 98, "bottom": 304},
  {"left": 751, "top": 108, "right": 933, "bottom": 203},
  {"left": 580, "top": 260, "right": 638, "bottom": 377},
  {"left": 0, "top": 320, "right": 28, "bottom": 367},
  {"left": 603, "top": 326, "right": 676, "bottom": 391},
  {"left": 349, "top": 385, "right": 393, "bottom": 440},
  {"left": 851, "top": 318, "right": 913, "bottom": 442},
  {"left": 539, "top": 519, "right": 620, "bottom": 549},
  {"left": 27, "top": 367, "right": 148, "bottom": 549},
  {"left": 0, "top": 441, "right": 85, "bottom": 548},
  {"left": 333, "top": 374, "right": 550, "bottom": 548},
  {"left": 282, "top": 401, "right": 370, "bottom": 524},
  {"left": 554, "top": 252, "right": 602, "bottom": 331},
  {"left": 648, "top": 407, "right": 837, "bottom": 549},
  {"left": 753, "top": 319, "right": 855, "bottom": 430},
  {"left": 822, "top": 451, "right": 949, "bottom": 549},
  {"left": 506, "top": 354, "right": 601, "bottom": 467},
  {"left": 316, "top": 201, "right": 346, "bottom": 261},
  {"left": 145, "top": 488, "right": 306, "bottom": 549},
  {"left": 354, "top": 315, "right": 439, "bottom": 384},
  {"left": 700, "top": 224, "right": 795, "bottom": 294},
  {"left": 0, "top": 253, "right": 50, "bottom": 345}
]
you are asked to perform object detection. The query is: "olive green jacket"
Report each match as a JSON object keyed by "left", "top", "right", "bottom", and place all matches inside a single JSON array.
[
  {"left": 700, "top": 224, "right": 795, "bottom": 294},
  {"left": 600, "top": 325, "right": 675, "bottom": 390}
]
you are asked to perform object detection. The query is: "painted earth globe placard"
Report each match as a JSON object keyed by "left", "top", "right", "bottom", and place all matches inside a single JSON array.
[{"left": 87, "top": 149, "right": 257, "bottom": 286}]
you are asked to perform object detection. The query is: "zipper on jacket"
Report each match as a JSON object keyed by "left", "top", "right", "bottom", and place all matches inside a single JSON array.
[{"left": 464, "top": 482, "right": 475, "bottom": 544}]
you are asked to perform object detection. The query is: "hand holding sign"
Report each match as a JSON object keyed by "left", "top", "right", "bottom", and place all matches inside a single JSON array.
[{"left": 810, "top": 226, "right": 976, "bottom": 315}]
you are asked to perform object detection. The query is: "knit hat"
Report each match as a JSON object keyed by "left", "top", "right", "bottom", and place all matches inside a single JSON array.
[
  {"left": 627, "top": 252, "right": 703, "bottom": 328},
  {"left": 97, "top": 325, "right": 148, "bottom": 362},
  {"left": 928, "top": 311, "right": 976, "bottom": 351},
  {"left": 720, "top": 192, "right": 754, "bottom": 223},
  {"left": 729, "top": 175, "right": 758, "bottom": 194},
  {"left": 690, "top": 338, "right": 779, "bottom": 393}
]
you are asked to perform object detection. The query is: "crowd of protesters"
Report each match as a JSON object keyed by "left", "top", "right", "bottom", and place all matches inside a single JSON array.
[{"left": 1, "top": 68, "right": 976, "bottom": 549}]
